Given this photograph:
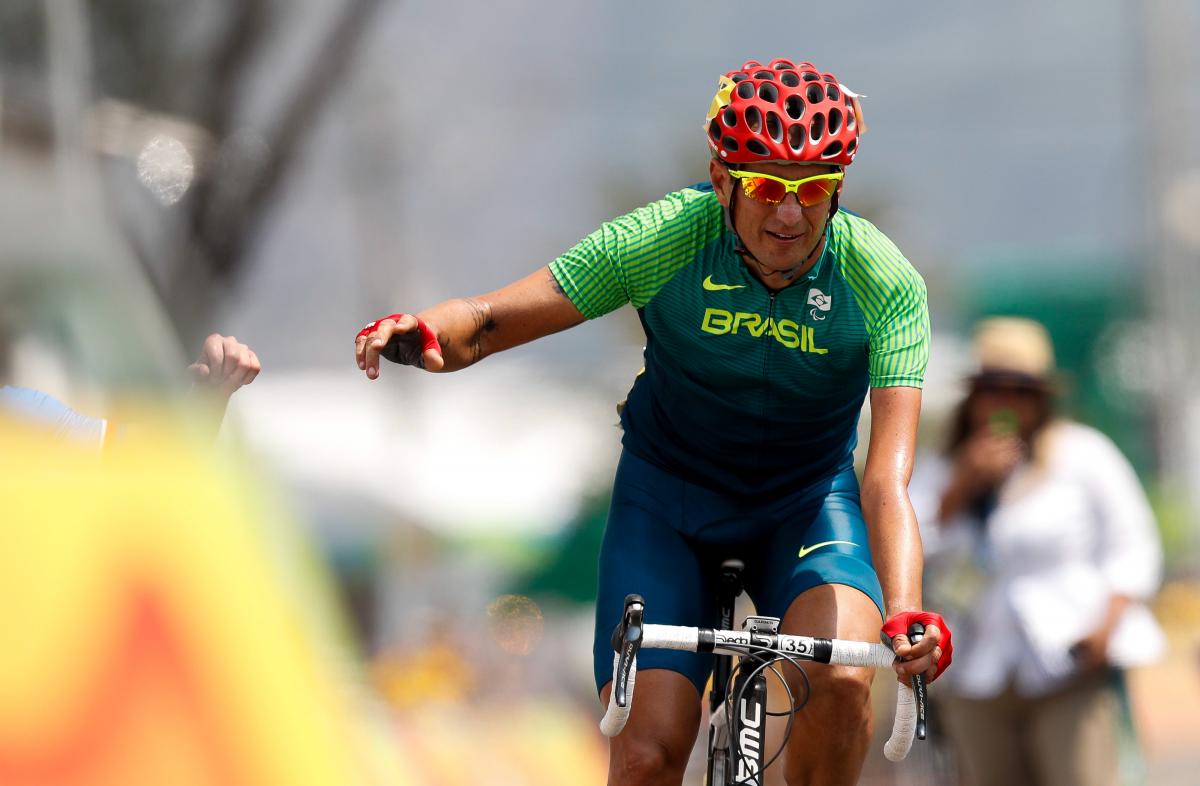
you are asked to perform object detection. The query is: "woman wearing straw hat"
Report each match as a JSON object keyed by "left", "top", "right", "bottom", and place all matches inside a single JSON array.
[{"left": 910, "top": 317, "right": 1165, "bottom": 786}]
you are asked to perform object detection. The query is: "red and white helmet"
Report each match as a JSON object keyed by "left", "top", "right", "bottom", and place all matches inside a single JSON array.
[{"left": 705, "top": 58, "right": 863, "bottom": 166}]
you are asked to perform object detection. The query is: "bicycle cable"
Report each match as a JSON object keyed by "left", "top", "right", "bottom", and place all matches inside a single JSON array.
[
  {"left": 722, "top": 644, "right": 813, "bottom": 777},
  {"left": 726, "top": 655, "right": 798, "bottom": 777}
]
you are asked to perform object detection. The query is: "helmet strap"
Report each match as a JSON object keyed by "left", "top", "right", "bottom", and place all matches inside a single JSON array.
[{"left": 726, "top": 188, "right": 828, "bottom": 283}]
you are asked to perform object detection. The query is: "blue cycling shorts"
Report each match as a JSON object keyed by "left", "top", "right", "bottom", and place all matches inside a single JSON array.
[{"left": 593, "top": 449, "right": 885, "bottom": 695}]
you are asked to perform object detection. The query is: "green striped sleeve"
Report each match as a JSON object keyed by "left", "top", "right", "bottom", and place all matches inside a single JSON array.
[
  {"left": 833, "top": 213, "right": 930, "bottom": 388},
  {"left": 548, "top": 188, "right": 725, "bottom": 319}
]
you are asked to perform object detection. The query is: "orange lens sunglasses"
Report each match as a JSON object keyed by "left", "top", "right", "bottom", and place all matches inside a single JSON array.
[{"left": 727, "top": 169, "right": 844, "bottom": 207}]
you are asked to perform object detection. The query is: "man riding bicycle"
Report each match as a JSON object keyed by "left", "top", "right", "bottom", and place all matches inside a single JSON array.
[{"left": 355, "top": 58, "right": 952, "bottom": 786}]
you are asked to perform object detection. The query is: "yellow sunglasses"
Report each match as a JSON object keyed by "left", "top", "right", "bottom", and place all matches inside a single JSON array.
[{"left": 727, "top": 169, "right": 844, "bottom": 207}]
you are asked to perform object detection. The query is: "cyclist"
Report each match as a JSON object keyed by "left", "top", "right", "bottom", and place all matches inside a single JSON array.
[{"left": 355, "top": 58, "right": 952, "bottom": 785}]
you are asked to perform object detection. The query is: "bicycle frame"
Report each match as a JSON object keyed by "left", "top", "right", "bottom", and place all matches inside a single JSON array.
[
  {"left": 722, "top": 615, "right": 775, "bottom": 785},
  {"left": 706, "top": 559, "right": 750, "bottom": 785},
  {"left": 706, "top": 561, "right": 781, "bottom": 785}
]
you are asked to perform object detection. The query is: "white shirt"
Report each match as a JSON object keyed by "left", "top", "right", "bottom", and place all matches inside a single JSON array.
[{"left": 911, "top": 420, "right": 1165, "bottom": 698}]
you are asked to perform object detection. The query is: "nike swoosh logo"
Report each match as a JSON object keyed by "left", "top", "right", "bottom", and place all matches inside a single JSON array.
[
  {"left": 702, "top": 274, "right": 745, "bottom": 291},
  {"left": 797, "top": 540, "right": 857, "bottom": 559}
]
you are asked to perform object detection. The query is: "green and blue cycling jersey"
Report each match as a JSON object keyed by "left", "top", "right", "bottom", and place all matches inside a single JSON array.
[{"left": 549, "top": 183, "right": 929, "bottom": 497}]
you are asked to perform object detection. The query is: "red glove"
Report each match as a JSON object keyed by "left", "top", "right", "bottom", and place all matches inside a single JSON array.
[
  {"left": 882, "top": 611, "right": 953, "bottom": 681},
  {"left": 356, "top": 313, "right": 442, "bottom": 365}
]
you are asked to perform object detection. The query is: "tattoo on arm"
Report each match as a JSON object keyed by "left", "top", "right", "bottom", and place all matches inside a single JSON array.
[
  {"left": 463, "top": 297, "right": 495, "bottom": 364},
  {"left": 548, "top": 271, "right": 567, "bottom": 297}
]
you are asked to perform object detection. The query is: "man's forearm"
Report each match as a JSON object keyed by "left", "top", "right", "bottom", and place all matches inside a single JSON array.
[
  {"left": 410, "top": 268, "right": 586, "bottom": 373},
  {"left": 862, "top": 478, "right": 924, "bottom": 617}
]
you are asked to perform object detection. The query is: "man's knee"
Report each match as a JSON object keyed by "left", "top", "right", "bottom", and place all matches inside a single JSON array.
[
  {"left": 802, "top": 664, "right": 874, "bottom": 729},
  {"left": 610, "top": 735, "right": 689, "bottom": 785},
  {"left": 781, "top": 666, "right": 874, "bottom": 785},
  {"left": 604, "top": 669, "right": 700, "bottom": 786}
]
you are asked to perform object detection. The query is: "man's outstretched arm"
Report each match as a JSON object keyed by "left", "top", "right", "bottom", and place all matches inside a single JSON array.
[{"left": 356, "top": 266, "right": 585, "bottom": 378}]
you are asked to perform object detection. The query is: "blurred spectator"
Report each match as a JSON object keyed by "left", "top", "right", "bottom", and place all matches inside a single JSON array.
[
  {"left": 910, "top": 317, "right": 1165, "bottom": 786},
  {"left": 371, "top": 619, "right": 478, "bottom": 709},
  {"left": 0, "top": 332, "right": 260, "bottom": 445}
]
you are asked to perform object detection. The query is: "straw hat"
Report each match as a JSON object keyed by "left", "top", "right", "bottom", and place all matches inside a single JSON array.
[{"left": 968, "top": 317, "right": 1058, "bottom": 390}]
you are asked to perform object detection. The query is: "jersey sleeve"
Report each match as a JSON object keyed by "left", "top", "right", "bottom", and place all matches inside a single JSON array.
[
  {"left": 548, "top": 187, "right": 725, "bottom": 319},
  {"left": 834, "top": 214, "right": 930, "bottom": 388}
]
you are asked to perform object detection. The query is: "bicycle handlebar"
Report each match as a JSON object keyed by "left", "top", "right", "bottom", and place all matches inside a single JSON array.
[{"left": 600, "top": 620, "right": 920, "bottom": 762}]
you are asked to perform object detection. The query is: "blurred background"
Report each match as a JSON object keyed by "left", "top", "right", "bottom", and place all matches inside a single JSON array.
[{"left": 1, "top": 0, "right": 1198, "bottom": 783}]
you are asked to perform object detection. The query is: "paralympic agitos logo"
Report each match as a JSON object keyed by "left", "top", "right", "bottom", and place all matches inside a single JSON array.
[{"left": 700, "top": 307, "right": 829, "bottom": 354}]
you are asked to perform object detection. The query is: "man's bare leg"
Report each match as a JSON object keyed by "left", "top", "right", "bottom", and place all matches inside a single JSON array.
[
  {"left": 778, "top": 584, "right": 882, "bottom": 786},
  {"left": 600, "top": 669, "right": 702, "bottom": 786}
]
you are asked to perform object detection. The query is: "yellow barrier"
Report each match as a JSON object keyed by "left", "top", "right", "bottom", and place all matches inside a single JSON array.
[{"left": 0, "top": 416, "right": 398, "bottom": 786}]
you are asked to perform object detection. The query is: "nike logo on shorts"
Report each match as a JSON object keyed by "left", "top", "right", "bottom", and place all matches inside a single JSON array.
[{"left": 797, "top": 540, "right": 857, "bottom": 559}]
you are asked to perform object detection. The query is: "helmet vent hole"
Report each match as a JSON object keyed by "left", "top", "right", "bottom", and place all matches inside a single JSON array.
[
  {"left": 784, "top": 95, "right": 805, "bottom": 120},
  {"left": 757, "top": 82, "right": 779, "bottom": 103},
  {"left": 731, "top": 72, "right": 750, "bottom": 83},
  {"left": 765, "top": 111, "right": 783, "bottom": 142},
  {"left": 736, "top": 81, "right": 756, "bottom": 100},
  {"left": 788, "top": 124, "right": 806, "bottom": 151},
  {"left": 802, "top": 71, "right": 820, "bottom": 82},
  {"left": 746, "top": 139, "right": 770, "bottom": 157},
  {"left": 708, "top": 119, "right": 722, "bottom": 141},
  {"left": 847, "top": 138, "right": 858, "bottom": 155},
  {"left": 773, "top": 59, "right": 796, "bottom": 70},
  {"left": 753, "top": 70, "right": 776, "bottom": 81},
  {"left": 828, "top": 108, "right": 843, "bottom": 134},
  {"left": 744, "top": 106, "right": 762, "bottom": 134},
  {"left": 780, "top": 71, "right": 800, "bottom": 87},
  {"left": 823, "top": 74, "right": 836, "bottom": 83},
  {"left": 806, "top": 84, "right": 824, "bottom": 104},
  {"left": 821, "top": 141, "right": 844, "bottom": 159},
  {"left": 810, "top": 112, "right": 826, "bottom": 142},
  {"left": 722, "top": 108, "right": 738, "bottom": 128},
  {"left": 826, "top": 85, "right": 840, "bottom": 101},
  {"left": 722, "top": 136, "right": 740, "bottom": 153}
]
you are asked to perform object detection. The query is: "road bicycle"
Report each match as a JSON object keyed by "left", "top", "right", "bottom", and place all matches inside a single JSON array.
[{"left": 600, "top": 559, "right": 925, "bottom": 785}]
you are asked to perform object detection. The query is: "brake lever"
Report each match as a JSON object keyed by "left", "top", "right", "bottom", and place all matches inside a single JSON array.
[
  {"left": 611, "top": 594, "right": 644, "bottom": 708},
  {"left": 908, "top": 622, "right": 928, "bottom": 740}
]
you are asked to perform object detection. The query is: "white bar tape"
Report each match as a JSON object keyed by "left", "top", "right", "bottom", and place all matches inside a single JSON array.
[
  {"left": 883, "top": 682, "right": 917, "bottom": 762},
  {"left": 642, "top": 625, "right": 701, "bottom": 651},
  {"left": 828, "top": 640, "right": 897, "bottom": 669},
  {"left": 599, "top": 652, "right": 637, "bottom": 737}
]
